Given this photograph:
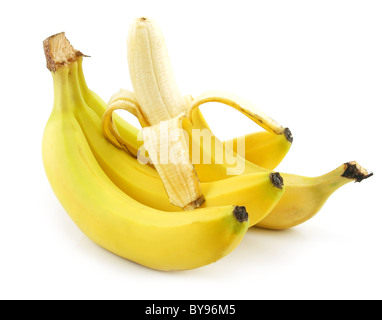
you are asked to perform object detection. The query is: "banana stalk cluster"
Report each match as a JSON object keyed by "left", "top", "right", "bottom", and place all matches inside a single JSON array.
[{"left": 42, "top": 18, "right": 372, "bottom": 271}]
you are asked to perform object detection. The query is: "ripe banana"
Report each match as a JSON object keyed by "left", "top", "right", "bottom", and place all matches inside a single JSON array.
[
  {"left": 126, "top": 17, "right": 204, "bottom": 209},
  {"left": 193, "top": 109, "right": 293, "bottom": 170},
  {"left": 256, "top": 161, "right": 373, "bottom": 229},
  {"left": 127, "top": 17, "right": 188, "bottom": 124},
  {"left": 102, "top": 17, "right": 372, "bottom": 229},
  {"left": 42, "top": 32, "right": 249, "bottom": 271}
]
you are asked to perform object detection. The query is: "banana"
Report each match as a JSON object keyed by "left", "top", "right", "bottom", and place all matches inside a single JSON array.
[
  {"left": 256, "top": 161, "right": 373, "bottom": 229},
  {"left": 125, "top": 17, "right": 204, "bottom": 210},
  {"left": 71, "top": 56, "right": 285, "bottom": 226},
  {"left": 184, "top": 91, "right": 291, "bottom": 181},
  {"left": 42, "top": 32, "right": 249, "bottom": 271},
  {"left": 192, "top": 109, "right": 293, "bottom": 170},
  {"left": 101, "top": 17, "right": 372, "bottom": 229},
  {"left": 127, "top": 17, "right": 188, "bottom": 124}
]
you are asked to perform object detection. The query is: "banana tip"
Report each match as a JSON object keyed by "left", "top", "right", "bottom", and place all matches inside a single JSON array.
[
  {"left": 342, "top": 161, "right": 373, "bottom": 182},
  {"left": 233, "top": 206, "right": 249, "bottom": 223},
  {"left": 183, "top": 195, "right": 206, "bottom": 211},
  {"left": 136, "top": 16, "right": 151, "bottom": 25},
  {"left": 284, "top": 128, "right": 293, "bottom": 143},
  {"left": 270, "top": 172, "right": 284, "bottom": 189}
]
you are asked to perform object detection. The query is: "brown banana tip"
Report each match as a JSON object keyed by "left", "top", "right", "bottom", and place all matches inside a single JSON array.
[
  {"left": 233, "top": 206, "right": 249, "bottom": 223},
  {"left": 43, "top": 32, "right": 87, "bottom": 72},
  {"left": 284, "top": 127, "right": 293, "bottom": 143},
  {"left": 270, "top": 172, "right": 284, "bottom": 189},
  {"left": 183, "top": 195, "right": 206, "bottom": 211},
  {"left": 194, "top": 195, "right": 206, "bottom": 208},
  {"left": 342, "top": 161, "right": 373, "bottom": 183}
]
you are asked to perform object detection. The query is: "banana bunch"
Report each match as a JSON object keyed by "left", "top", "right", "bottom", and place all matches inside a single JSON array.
[{"left": 42, "top": 18, "right": 372, "bottom": 271}]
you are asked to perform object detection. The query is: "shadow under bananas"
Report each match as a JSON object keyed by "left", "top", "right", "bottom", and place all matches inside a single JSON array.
[
  {"left": 239, "top": 226, "right": 308, "bottom": 260},
  {"left": 73, "top": 224, "right": 308, "bottom": 274}
]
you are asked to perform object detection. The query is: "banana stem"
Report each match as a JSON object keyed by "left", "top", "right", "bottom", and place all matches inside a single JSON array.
[{"left": 43, "top": 32, "right": 85, "bottom": 72}]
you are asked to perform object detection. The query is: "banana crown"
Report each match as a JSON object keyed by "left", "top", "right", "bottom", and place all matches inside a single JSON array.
[{"left": 44, "top": 32, "right": 85, "bottom": 72}]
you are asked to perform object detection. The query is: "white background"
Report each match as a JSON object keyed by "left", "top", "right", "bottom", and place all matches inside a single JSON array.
[{"left": 1, "top": 0, "right": 381, "bottom": 300}]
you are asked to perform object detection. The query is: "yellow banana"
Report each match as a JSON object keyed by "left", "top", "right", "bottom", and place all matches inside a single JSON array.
[
  {"left": 192, "top": 109, "right": 293, "bottom": 170},
  {"left": 126, "top": 17, "right": 204, "bottom": 209},
  {"left": 256, "top": 161, "right": 373, "bottom": 229},
  {"left": 42, "top": 32, "right": 249, "bottom": 271}
]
